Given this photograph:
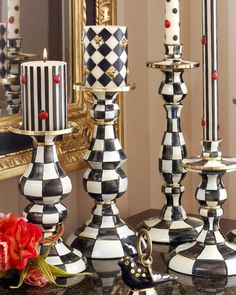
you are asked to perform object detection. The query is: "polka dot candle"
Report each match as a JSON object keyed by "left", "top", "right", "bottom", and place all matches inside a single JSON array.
[
  {"left": 165, "top": 0, "right": 180, "bottom": 45},
  {"left": 7, "top": 0, "right": 20, "bottom": 39}
]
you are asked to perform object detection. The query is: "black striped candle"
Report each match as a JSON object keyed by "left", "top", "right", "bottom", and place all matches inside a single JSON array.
[
  {"left": 21, "top": 61, "right": 67, "bottom": 131},
  {"left": 202, "top": 0, "right": 219, "bottom": 141}
]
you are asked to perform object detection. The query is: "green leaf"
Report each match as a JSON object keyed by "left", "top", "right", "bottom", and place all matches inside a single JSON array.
[
  {"left": 10, "top": 265, "right": 29, "bottom": 289},
  {"left": 32, "top": 256, "right": 56, "bottom": 284},
  {"left": 47, "top": 263, "right": 91, "bottom": 278}
]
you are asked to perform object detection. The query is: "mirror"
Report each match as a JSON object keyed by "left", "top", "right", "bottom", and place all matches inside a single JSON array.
[{"left": 0, "top": 0, "right": 119, "bottom": 180}]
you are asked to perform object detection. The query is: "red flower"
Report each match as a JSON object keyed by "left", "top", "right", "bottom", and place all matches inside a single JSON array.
[
  {"left": 24, "top": 266, "right": 49, "bottom": 287},
  {"left": 0, "top": 214, "right": 42, "bottom": 271}
]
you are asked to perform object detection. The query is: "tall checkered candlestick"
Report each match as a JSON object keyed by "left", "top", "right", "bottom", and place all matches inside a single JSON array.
[
  {"left": 139, "top": 2, "right": 202, "bottom": 244},
  {"left": 10, "top": 58, "right": 86, "bottom": 274},
  {"left": 67, "top": 25, "right": 137, "bottom": 259},
  {"left": 165, "top": 0, "right": 180, "bottom": 45},
  {"left": 169, "top": 0, "right": 236, "bottom": 277}
]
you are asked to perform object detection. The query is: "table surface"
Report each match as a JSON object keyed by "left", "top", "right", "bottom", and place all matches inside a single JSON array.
[{"left": 2, "top": 209, "right": 236, "bottom": 295}]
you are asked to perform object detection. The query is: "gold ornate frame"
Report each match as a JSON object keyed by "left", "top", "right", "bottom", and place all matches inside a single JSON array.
[{"left": 0, "top": 0, "right": 119, "bottom": 180}]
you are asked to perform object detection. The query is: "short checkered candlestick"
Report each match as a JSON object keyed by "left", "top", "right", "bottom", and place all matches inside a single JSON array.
[
  {"left": 139, "top": 43, "right": 202, "bottom": 244},
  {"left": 11, "top": 126, "right": 86, "bottom": 274},
  {"left": 169, "top": 0, "right": 236, "bottom": 277},
  {"left": 67, "top": 84, "right": 137, "bottom": 259},
  {"left": 169, "top": 141, "right": 236, "bottom": 276}
]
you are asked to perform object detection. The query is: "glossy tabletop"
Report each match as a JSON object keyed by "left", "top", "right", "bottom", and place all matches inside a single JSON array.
[{"left": 1, "top": 209, "right": 236, "bottom": 294}]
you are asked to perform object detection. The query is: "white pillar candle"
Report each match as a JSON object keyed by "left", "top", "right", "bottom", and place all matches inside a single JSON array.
[
  {"left": 165, "top": 0, "right": 180, "bottom": 45},
  {"left": 202, "top": 0, "right": 219, "bottom": 141},
  {"left": 21, "top": 60, "right": 68, "bottom": 132},
  {"left": 83, "top": 26, "right": 128, "bottom": 88},
  {"left": 7, "top": 0, "right": 20, "bottom": 39}
]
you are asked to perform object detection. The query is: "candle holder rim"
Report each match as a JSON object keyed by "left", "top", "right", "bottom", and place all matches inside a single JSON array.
[
  {"left": 73, "top": 82, "right": 136, "bottom": 93},
  {"left": 10, "top": 121, "right": 76, "bottom": 137},
  {"left": 0, "top": 74, "right": 18, "bottom": 85},
  {"left": 201, "top": 139, "right": 223, "bottom": 143},
  {"left": 7, "top": 52, "right": 39, "bottom": 61},
  {"left": 146, "top": 60, "right": 200, "bottom": 70},
  {"left": 183, "top": 157, "right": 236, "bottom": 172}
]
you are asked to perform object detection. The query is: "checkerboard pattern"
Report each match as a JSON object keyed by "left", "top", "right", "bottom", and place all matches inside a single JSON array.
[
  {"left": 169, "top": 141, "right": 236, "bottom": 276},
  {"left": 159, "top": 71, "right": 187, "bottom": 104},
  {"left": 19, "top": 136, "right": 86, "bottom": 274},
  {"left": 84, "top": 26, "right": 128, "bottom": 88},
  {"left": 68, "top": 202, "right": 136, "bottom": 259},
  {"left": 159, "top": 104, "right": 186, "bottom": 184},
  {"left": 91, "top": 92, "right": 120, "bottom": 122},
  {"left": 141, "top": 45, "right": 203, "bottom": 244},
  {"left": 144, "top": 104, "right": 202, "bottom": 242},
  {"left": 68, "top": 91, "right": 136, "bottom": 258},
  {"left": 201, "top": 140, "right": 222, "bottom": 158}
]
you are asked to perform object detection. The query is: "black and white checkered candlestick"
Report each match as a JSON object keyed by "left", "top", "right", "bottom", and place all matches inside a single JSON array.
[
  {"left": 67, "top": 88, "right": 136, "bottom": 259},
  {"left": 11, "top": 128, "right": 86, "bottom": 274},
  {"left": 10, "top": 56, "right": 86, "bottom": 273},
  {"left": 139, "top": 41, "right": 202, "bottom": 243},
  {"left": 169, "top": 0, "right": 236, "bottom": 277}
]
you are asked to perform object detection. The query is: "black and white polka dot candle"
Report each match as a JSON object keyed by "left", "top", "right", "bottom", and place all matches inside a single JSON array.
[
  {"left": 83, "top": 26, "right": 128, "bottom": 88},
  {"left": 7, "top": 0, "right": 20, "bottom": 39},
  {"left": 202, "top": 0, "right": 219, "bottom": 141},
  {"left": 21, "top": 60, "right": 68, "bottom": 132},
  {"left": 165, "top": 0, "right": 180, "bottom": 45}
]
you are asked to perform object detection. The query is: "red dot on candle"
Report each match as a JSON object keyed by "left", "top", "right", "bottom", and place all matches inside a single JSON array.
[
  {"left": 201, "top": 36, "right": 207, "bottom": 45},
  {"left": 212, "top": 71, "right": 219, "bottom": 80},
  {"left": 20, "top": 75, "right": 27, "bottom": 84},
  {"left": 165, "top": 20, "right": 171, "bottom": 28},
  {"left": 201, "top": 118, "right": 206, "bottom": 127},
  {"left": 8, "top": 16, "right": 14, "bottom": 24},
  {"left": 53, "top": 75, "right": 61, "bottom": 84},
  {"left": 39, "top": 111, "right": 48, "bottom": 120},
  {"left": 67, "top": 104, "right": 71, "bottom": 113}
]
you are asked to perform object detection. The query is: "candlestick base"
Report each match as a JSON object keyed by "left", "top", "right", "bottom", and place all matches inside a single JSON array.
[
  {"left": 169, "top": 144, "right": 236, "bottom": 276},
  {"left": 67, "top": 201, "right": 136, "bottom": 259},
  {"left": 139, "top": 216, "right": 202, "bottom": 244}
]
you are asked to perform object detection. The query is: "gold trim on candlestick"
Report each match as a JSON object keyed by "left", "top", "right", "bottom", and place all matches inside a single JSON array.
[
  {"left": 10, "top": 121, "right": 76, "bottom": 137},
  {"left": 7, "top": 52, "right": 39, "bottom": 61},
  {"left": 73, "top": 82, "right": 136, "bottom": 93},
  {"left": 201, "top": 205, "right": 221, "bottom": 210},
  {"left": 183, "top": 160, "right": 236, "bottom": 172},
  {"left": 96, "top": 200, "right": 115, "bottom": 205},
  {"left": 147, "top": 60, "right": 200, "bottom": 70}
]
